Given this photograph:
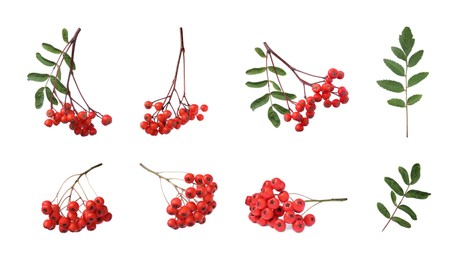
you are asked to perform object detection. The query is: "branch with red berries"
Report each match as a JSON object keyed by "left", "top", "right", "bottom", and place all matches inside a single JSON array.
[
  {"left": 140, "top": 28, "right": 207, "bottom": 136},
  {"left": 27, "top": 28, "right": 112, "bottom": 137},
  {"left": 246, "top": 43, "right": 349, "bottom": 131},
  {"left": 41, "top": 163, "right": 112, "bottom": 233}
]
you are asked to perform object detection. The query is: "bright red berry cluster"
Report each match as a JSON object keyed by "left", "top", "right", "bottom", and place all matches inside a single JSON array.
[
  {"left": 41, "top": 163, "right": 111, "bottom": 232},
  {"left": 42, "top": 196, "right": 112, "bottom": 233},
  {"left": 283, "top": 68, "right": 348, "bottom": 132},
  {"left": 140, "top": 163, "right": 217, "bottom": 229},
  {"left": 141, "top": 102, "right": 207, "bottom": 135},
  {"left": 44, "top": 102, "right": 112, "bottom": 136}
]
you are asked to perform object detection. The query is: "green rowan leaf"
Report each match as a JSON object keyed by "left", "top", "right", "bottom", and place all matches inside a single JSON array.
[
  {"left": 246, "top": 67, "right": 266, "bottom": 75},
  {"left": 255, "top": 47, "right": 266, "bottom": 58},
  {"left": 408, "top": 50, "right": 424, "bottom": 67},
  {"left": 377, "top": 202, "right": 390, "bottom": 218},
  {"left": 45, "top": 86, "right": 58, "bottom": 105},
  {"left": 250, "top": 94, "right": 270, "bottom": 111},
  {"left": 246, "top": 80, "right": 268, "bottom": 88},
  {"left": 399, "top": 205, "right": 417, "bottom": 220},
  {"left": 407, "top": 94, "right": 422, "bottom": 106},
  {"left": 62, "top": 28, "right": 69, "bottom": 43},
  {"left": 377, "top": 80, "right": 404, "bottom": 93},
  {"left": 42, "top": 43, "right": 61, "bottom": 54},
  {"left": 56, "top": 66, "right": 62, "bottom": 81},
  {"left": 64, "top": 53, "right": 76, "bottom": 70},
  {"left": 384, "top": 177, "right": 404, "bottom": 196},
  {"left": 391, "top": 191, "right": 397, "bottom": 206},
  {"left": 384, "top": 59, "right": 405, "bottom": 76},
  {"left": 387, "top": 98, "right": 405, "bottom": 108},
  {"left": 391, "top": 47, "right": 406, "bottom": 61},
  {"left": 399, "top": 27, "right": 415, "bottom": 56},
  {"left": 272, "top": 104, "right": 289, "bottom": 115},
  {"left": 36, "top": 53, "right": 55, "bottom": 66},
  {"left": 392, "top": 216, "right": 411, "bottom": 228},
  {"left": 268, "top": 106, "right": 280, "bottom": 128},
  {"left": 408, "top": 72, "right": 428, "bottom": 87},
  {"left": 49, "top": 76, "right": 67, "bottom": 94},
  {"left": 27, "top": 73, "right": 49, "bottom": 82},
  {"left": 271, "top": 91, "right": 296, "bottom": 100},
  {"left": 270, "top": 81, "right": 281, "bottom": 91},
  {"left": 268, "top": 66, "right": 286, "bottom": 76},
  {"left": 398, "top": 166, "right": 410, "bottom": 185},
  {"left": 405, "top": 190, "right": 431, "bottom": 199},
  {"left": 410, "top": 163, "right": 421, "bottom": 185},
  {"left": 35, "top": 87, "right": 45, "bottom": 109}
]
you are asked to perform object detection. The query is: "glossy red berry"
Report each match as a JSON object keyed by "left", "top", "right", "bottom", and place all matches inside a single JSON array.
[
  {"left": 101, "top": 114, "right": 112, "bottom": 126},
  {"left": 304, "top": 214, "right": 316, "bottom": 226},
  {"left": 144, "top": 101, "right": 153, "bottom": 109}
]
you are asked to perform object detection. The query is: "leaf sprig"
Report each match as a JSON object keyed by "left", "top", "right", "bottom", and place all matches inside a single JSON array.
[
  {"left": 377, "top": 27, "right": 428, "bottom": 137},
  {"left": 377, "top": 163, "right": 431, "bottom": 231}
]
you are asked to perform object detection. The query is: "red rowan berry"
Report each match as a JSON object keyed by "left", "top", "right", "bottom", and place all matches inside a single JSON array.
[
  {"left": 274, "top": 219, "right": 286, "bottom": 232},
  {"left": 200, "top": 104, "right": 208, "bottom": 112},
  {"left": 284, "top": 113, "right": 292, "bottom": 122},
  {"left": 101, "top": 114, "right": 112, "bottom": 126},
  {"left": 144, "top": 101, "right": 153, "bottom": 109},
  {"left": 292, "top": 219, "right": 305, "bottom": 233},
  {"left": 304, "top": 214, "right": 316, "bottom": 226}
]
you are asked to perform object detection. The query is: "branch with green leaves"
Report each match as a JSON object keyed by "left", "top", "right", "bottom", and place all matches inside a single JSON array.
[
  {"left": 377, "top": 163, "right": 431, "bottom": 231},
  {"left": 245, "top": 43, "right": 349, "bottom": 132},
  {"left": 376, "top": 27, "right": 428, "bottom": 138}
]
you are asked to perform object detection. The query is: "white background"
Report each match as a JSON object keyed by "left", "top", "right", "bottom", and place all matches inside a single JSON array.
[{"left": 1, "top": 0, "right": 457, "bottom": 259}]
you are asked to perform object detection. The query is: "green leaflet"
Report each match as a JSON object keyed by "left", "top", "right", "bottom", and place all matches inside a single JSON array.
[
  {"left": 410, "top": 163, "right": 421, "bottom": 185},
  {"left": 408, "top": 50, "right": 424, "bottom": 67},
  {"left": 408, "top": 72, "right": 428, "bottom": 87},
  {"left": 384, "top": 177, "right": 404, "bottom": 196},
  {"left": 398, "top": 166, "right": 410, "bottom": 185},
  {"left": 270, "top": 81, "right": 281, "bottom": 91},
  {"left": 49, "top": 76, "right": 67, "bottom": 94},
  {"left": 387, "top": 98, "right": 405, "bottom": 108},
  {"left": 64, "top": 53, "right": 76, "bottom": 70},
  {"left": 45, "top": 87, "right": 58, "bottom": 105},
  {"left": 246, "top": 67, "right": 266, "bottom": 75},
  {"left": 391, "top": 47, "right": 406, "bottom": 61},
  {"left": 390, "top": 191, "right": 397, "bottom": 206},
  {"left": 35, "top": 87, "right": 45, "bottom": 109},
  {"left": 407, "top": 94, "right": 422, "bottom": 106},
  {"left": 42, "top": 43, "right": 61, "bottom": 54},
  {"left": 392, "top": 216, "right": 411, "bottom": 228},
  {"left": 268, "top": 66, "right": 287, "bottom": 76},
  {"left": 27, "top": 73, "right": 49, "bottom": 82},
  {"left": 377, "top": 80, "right": 404, "bottom": 93},
  {"left": 267, "top": 106, "right": 280, "bottom": 128},
  {"left": 62, "top": 28, "right": 69, "bottom": 43},
  {"left": 271, "top": 91, "right": 296, "bottom": 100},
  {"left": 399, "top": 205, "right": 417, "bottom": 220},
  {"left": 246, "top": 80, "right": 268, "bottom": 88},
  {"left": 405, "top": 190, "right": 430, "bottom": 199},
  {"left": 377, "top": 203, "right": 390, "bottom": 218},
  {"left": 250, "top": 94, "right": 270, "bottom": 111},
  {"left": 399, "top": 27, "right": 415, "bottom": 57},
  {"left": 255, "top": 47, "right": 266, "bottom": 58},
  {"left": 36, "top": 53, "right": 55, "bottom": 66},
  {"left": 272, "top": 104, "right": 289, "bottom": 115},
  {"left": 384, "top": 59, "right": 405, "bottom": 76}
]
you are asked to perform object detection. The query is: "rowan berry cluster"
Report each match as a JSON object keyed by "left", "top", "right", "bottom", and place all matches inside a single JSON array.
[
  {"left": 245, "top": 177, "right": 347, "bottom": 232},
  {"left": 41, "top": 163, "right": 112, "bottom": 233},
  {"left": 140, "top": 163, "right": 218, "bottom": 229}
]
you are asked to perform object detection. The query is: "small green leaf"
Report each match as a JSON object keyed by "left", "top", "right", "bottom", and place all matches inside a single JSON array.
[
  {"left": 408, "top": 72, "right": 428, "bottom": 87},
  {"left": 246, "top": 67, "right": 266, "bottom": 75},
  {"left": 377, "top": 80, "right": 404, "bottom": 93},
  {"left": 399, "top": 205, "right": 417, "bottom": 220},
  {"left": 42, "top": 43, "right": 61, "bottom": 54},
  {"left": 399, "top": 27, "right": 415, "bottom": 57},
  {"left": 49, "top": 76, "right": 67, "bottom": 94},
  {"left": 268, "top": 66, "right": 287, "bottom": 76},
  {"left": 62, "top": 28, "right": 69, "bottom": 43},
  {"left": 255, "top": 47, "right": 266, "bottom": 58},
  {"left": 45, "top": 87, "right": 58, "bottom": 105},
  {"left": 398, "top": 166, "right": 410, "bottom": 185},
  {"left": 407, "top": 94, "right": 422, "bottom": 106},
  {"left": 377, "top": 202, "right": 390, "bottom": 218},
  {"left": 384, "top": 59, "right": 405, "bottom": 76},
  {"left": 384, "top": 177, "right": 404, "bottom": 196},
  {"left": 272, "top": 104, "right": 289, "bottom": 115},
  {"left": 391, "top": 191, "right": 397, "bottom": 206},
  {"left": 391, "top": 47, "right": 406, "bottom": 61},
  {"left": 250, "top": 94, "right": 270, "bottom": 111},
  {"left": 35, "top": 87, "right": 45, "bottom": 109},
  {"left": 405, "top": 190, "right": 431, "bottom": 199},
  {"left": 271, "top": 91, "right": 296, "bottom": 100},
  {"left": 27, "top": 73, "right": 49, "bottom": 82},
  {"left": 36, "top": 53, "right": 55, "bottom": 66},
  {"left": 268, "top": 106, "right": 280, "bottom": 128},
  {"left": 392, "top": 216, "right": 411, "bottom": 228},
  {"left": 410, "top": 163, "right": 421, "bottom": 185},
  {"left": 64, "top": 53, "right": 76, "bottom": 70},
  {"left": 270, "top": 81, "right": 281, "bottom": 91},
  {"left": 408, "top": 50, "right": 424, "bottom": 67},
  {"left": 387, "top": 98, "right": 406, "bottom": 108},
  {"left": 246, "top": 80, "right": 268, "bottom": 88},
  {"left": 57, "top": 66, "right": 62, "bottom": 81}
]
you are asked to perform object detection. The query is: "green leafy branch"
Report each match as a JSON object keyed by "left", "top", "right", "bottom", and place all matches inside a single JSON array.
[
  {"left": 377, "top": 163, "right": 431, "bottom": 231},
  {"left": 376, "top": 27, "right": 428, "bottom": 137}
]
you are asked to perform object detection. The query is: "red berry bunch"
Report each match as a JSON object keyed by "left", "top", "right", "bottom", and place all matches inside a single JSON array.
[
  {"left": 27, "top": 28, "right": 112, "bottom": 137},
  {"left": 246, "top": 44, "right": 349, "bottom": 131},
  {"left": 141, "top": 27, "right": 207, "bottom": 136},
  {"left": 41, "top": 163, "right": 112, "bottom": 233},
  {"left": 245, "top": 177, "right": 347, "bottom": 232},
  {"left": 140, "top": 163, "right": 218, "bottom": 229}
]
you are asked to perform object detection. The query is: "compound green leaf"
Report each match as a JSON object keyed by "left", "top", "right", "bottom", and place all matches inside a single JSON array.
[
  {"left": 387, "top": 98, "right": 405, "bottom": 108},
  {"left": 377, "top": 80, "right": 404, "bottom": 93},
  {"left": 268, "top": 106, "right": 280, "bottom": 128},
  {"left": 408, "top": 50, "right": 424, "bottom": 67},
  {"left": 246, "top": 67, "right": 266, "bottom": 75},
  {"left": 49, "top": 76, "right": 67, "bottom": 94},
  {"left": 398, "top": 166, "right": 410, "bottom": 185},
  {"left": 268, "top": 66, "right": 286, "bottom": 76},
  {"left": 36, "top": 53, "right": 55, "bottom": 66},
  {"left": 272, "top": 104, "right": 289, "bottom": 115},
  {"left": 384, "top": 177, "right": 404, "bottom": 196},
  {"left": 250, "top": 93, "right": 270, "bottom": 111},
  {"left": 271, "top": 91, "right": 296, "bottom": 100},
  {"left": 407, "top": 94, "right": 422, "bottom": 106},
  {"left": 35, "top": 87, "right": 45, "bottom": 109},
  {"left": 45, "top": 86, "right": 58, "bottom": 105},
  {"left": 246, "top": 80, "right": 268, "bottom": 88},
  {"left": 408, "top": 72, "right": 428, "bottom": 87},
  {"left": 399, "top": 27, "right": 415, "bottom": 56},
  {"left": 391, "top": 191, "right": 397, "bottom": 206},
  {"left": 410, "top": 163, "right": 421, "bottom": 185},
  {"left": 392, "top": 216, "right": 411, "bottom": 228},
  {"left": 391, "top": 47, "right": 406, "bottom": 61},
  {"left": 405, "top": 190, "right": 431, "bottom": 199},
  {"left": 42, "top": 43, "right": 61, "bottom": 54},
  {"left": 64, "top": 53, "right": 76, "bottom": 70},
  {"left": 384, "top": 59, "right": 405, "bottom": 76},
  {"left": 62, "top": 28, "right": 69, "bottom": 43},
  {"left": 270, "top": 81, "right": 281, "bottom": 91},
  {"left": 255, "top": 47, "right": 266, "bottom": 58},
  {"left": 27, "top": 73, "right": 49, "bottom": 82},
  {"left": 399, "top": 205, "right": 417, "bottom": 220},
  {"left": 377, "top": 202, "right": 390, "bottom": 218}
]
